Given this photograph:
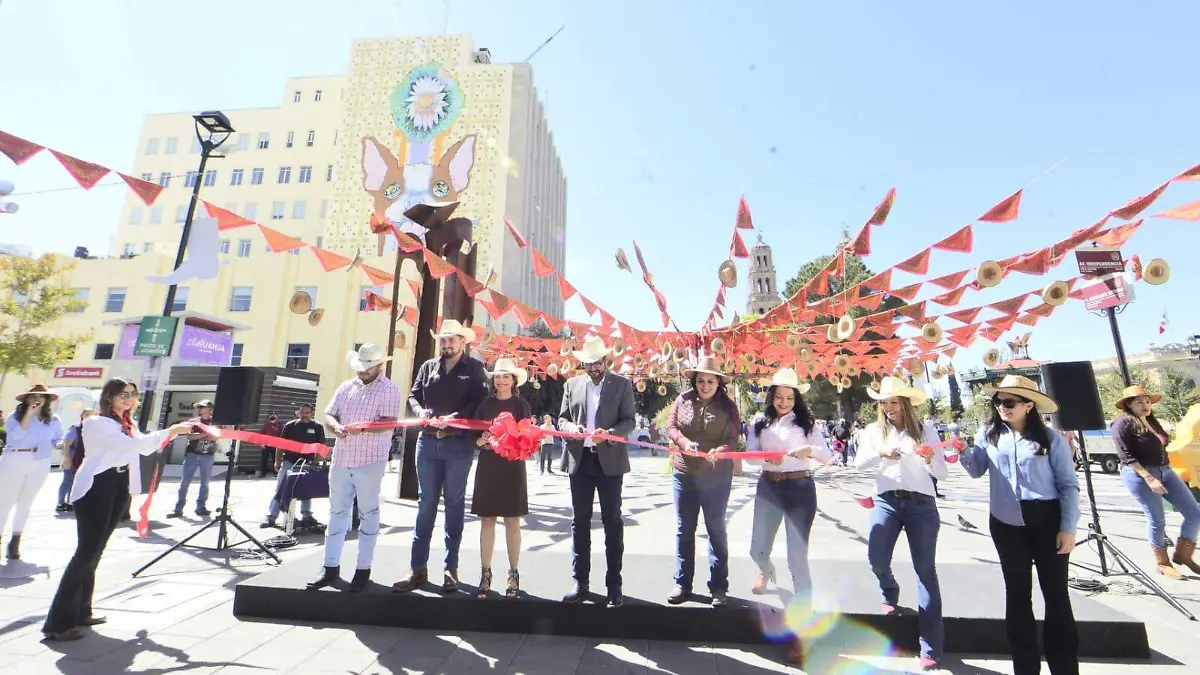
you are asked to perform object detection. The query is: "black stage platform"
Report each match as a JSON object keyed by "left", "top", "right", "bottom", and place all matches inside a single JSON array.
[{"left": 233, "top": 545, "right": 1149, "bottom": 659}]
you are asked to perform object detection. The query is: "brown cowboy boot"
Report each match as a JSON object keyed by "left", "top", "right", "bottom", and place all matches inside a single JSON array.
[
  {"left": 390, "top": 570, "right": 428, "bottom": 593},
  {"left": 1153, "top": 545, "right": 1183, "bottom": 579},
  {"left": 1171, "top": 538, "right": 1200, "bottom": 574}
]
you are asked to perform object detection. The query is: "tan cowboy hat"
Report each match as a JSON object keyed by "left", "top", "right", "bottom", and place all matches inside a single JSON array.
[
  {"left": 346, "top": 343, "right": 393, "bottom": 372},
  {"left": 15, "top": 384, "right": 58, "bottom": 403},
  {"left": 431, "top": 319, "right": 476, "bottom": 343},
  {"left": 683, "top": 355, "right": 732, "bottom": 384},
  {"left": 759, "top": 367, "right": 811, "bottom": 394},
  {"left": 308, "top": 308, "right": 325, "bottom": 326},
  {"left": 995, "top": 374, "right": 1059, "bottom": 414},
  {"left": 289, "top": 290, "right": 313, "bottom": 315},
  {"left": 1115, "top": 385, "right": 1161, "bottom": 412},
  {"left": 572, "top": 336, "right": 612, "bottom": 364},
  {"left": 487, "top": 358, "right": 528, "bottom": 387},
  {"left": 867, "top": 375, "right": 928, "bottom": 404}
]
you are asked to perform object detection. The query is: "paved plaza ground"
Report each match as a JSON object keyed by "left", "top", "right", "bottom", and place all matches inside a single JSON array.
[{"left": 1, "top": 454, "right": 1198, "bottom": 674}]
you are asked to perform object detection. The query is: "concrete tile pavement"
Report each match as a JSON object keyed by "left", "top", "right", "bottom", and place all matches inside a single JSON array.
[{"left": 0, "top": 456, "right": 1197, "bottom": 673}]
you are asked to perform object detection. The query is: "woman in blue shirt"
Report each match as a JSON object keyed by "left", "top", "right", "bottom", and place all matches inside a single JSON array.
[
  {"left": 0, "top": 384, "right": 64, "bottom": 560},
  {"left": 960, "top": 375, "right": 1080, "bottom": 675}
]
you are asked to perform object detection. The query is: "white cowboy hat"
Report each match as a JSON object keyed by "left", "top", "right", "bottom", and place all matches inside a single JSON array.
[
  {"left": 431, "top": 319, "right": 477, "bottom": 343},
  {"left": 995, "top": 374, "right": 1059, "bottom": 414},
  {"left": 867, "top": 375, "right": 928, "bottom": 404},
  {"left": 683, "top": 356, "right": 732, "bottom": 384},
  {"left": 572, "top": 336, "right": 612, "bottom": 364},
  {"left": 346, "top": 343, "right": 392, "bottom": 372},
  {"left": 487, "top": 358, "right": 528, "bottom": 387},
  {"left": 759, "top": 367, "right": 811, "bottom": 394}
]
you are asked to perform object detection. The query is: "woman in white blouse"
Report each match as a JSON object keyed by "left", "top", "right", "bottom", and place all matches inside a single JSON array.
[
  {"left": 854, "top": 376, "right": 948, "bottom": 672},
  {"left": 0, "top": 384, "right": 64, "bottom": 561},
  {"left": 41, "top": 378, "right": 192, "bottom": 641},
  {"left": 745, "top": 368, "right": 830, "bottom": 667}
]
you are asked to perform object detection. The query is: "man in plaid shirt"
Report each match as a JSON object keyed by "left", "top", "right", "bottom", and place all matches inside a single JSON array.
[{"left": 307, "top": 343, "right": 401, "bottom": 592}]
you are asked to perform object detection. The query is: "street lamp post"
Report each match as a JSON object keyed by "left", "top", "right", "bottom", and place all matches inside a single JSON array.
[{"left": 135, "top": 111, "right": 234, "bottom": 433}]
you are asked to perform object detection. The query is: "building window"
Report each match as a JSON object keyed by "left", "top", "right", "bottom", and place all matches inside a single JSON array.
[
  {"left": 105, "top": 288, "right": 126, "bottom": 313},
  {"left": 70, "top": 288, "right": 88, "bottom": 312},
  {"left": 315, "top": 236, "right": 323, "bottom": 249},
  {"left": 285, "top": 343, "right": 310, "bottom": 370},
  {"left": 278, "top": 166, "right": 291, "bottom": 184},
  {"left": 237, "top": 134, "right": 250, "bottom": 151},
  {"left": 231, "top": 343, "right": 244, "bottom": 366},
  {"left": 165, "top": 137, "right": 179, "bottom": 154},
  {"left": 319, "top": 200, "right": 328, "bottom": 218},
  {"left": 145, "top": 138, "right": 159, "bottom": 155},
  {"left": 272, "top": 202, "right": 285, "bottom": 220},
  {"left": 326, "top": 164, "right": 333, "bottom": 181},
  {"left": 257, "top": 133, "right": 270, "bottom": 150},
  {"left": 237, "top": 240, "right": 251, "bottom": 258},
  {"left": 298, "top": 165, "right": 312, "bottom": 183},
  {"left": 158, "top": 172, "right": 171, "bottom": 187},
  {"left": 93, "top": 343, "right": 115, "bottom": 360},
  {"left": 295, "top": 286, "right": 317, "bottom": 307},
  {"left": 175, "top": 205, "right": 188, "bottom": 222},
  {"left": 251, "top": 168, "right": 264, "bottom": 185},
  {"left": 184, "top": 171, "right": 198, "bottom": 188},
  {"left": 122, "top": 243, "right": 134, "bottom": 257},
  {"left": 292, "top": 200, "right": 306, "bottom": 219},
  {"left": 140, "top": 172, "right": 153, "bottom": 182},
  {"left": 229, "top": 286, "right": 253, "bottom": 312},
  {"left": 293, "top": 91, "right": 301, "bottom": 103},
  {"left": 286, "top": 131, "right": 294, "bottom": 148},
  {"left": 203, "top": 169, "right": 217, "bottom": 187},
  {"left": 130, "top": 208, "right": 143, "bottom": 225},
  {"left": 143, "top": 243, "right": 153, "bottom": 253},
  {"left": 244, "top": 203, "right": 258, "bottom": 220},
  {"left": 230, "top": 168, "right": 244, "bottom": 186},
  {"left": 306, "top": 130, "right": 315, "bottom": 147},
  {"left": 314, "top": 90, "right": 322, "bottom": 102},
  {"left": 171, "top": 287, "right": 189, "bottom": 312},
  {"left": 149, "top": 206, "right": 163, "bottom": 224},
  {"left": 219, "top": 239, "right": 230, "bottom": 254}
]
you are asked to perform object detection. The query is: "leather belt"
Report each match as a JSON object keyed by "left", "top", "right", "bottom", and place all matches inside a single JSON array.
[
  {"left": 763, "top": 470, "right": 811, "bottom": 481},
  {"left": 1, "top": 448, "right": 38, "bottom": 455},
  {"left": 427, "top": 428, "right": 462, "bottom": 439},
  {"left": 884, "top": 489, "right": 928, "bottom": 500}
]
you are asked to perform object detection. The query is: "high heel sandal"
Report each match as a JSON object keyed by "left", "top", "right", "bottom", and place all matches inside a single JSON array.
[
  {"left": 506, "top": 569, "right": 520, "bottom": 599},
  {"left": 751, "top": 567, "right": 775, "bottom": 595},
  {"left": 477, "top": 568, "right": 492, "bottom": 599}
]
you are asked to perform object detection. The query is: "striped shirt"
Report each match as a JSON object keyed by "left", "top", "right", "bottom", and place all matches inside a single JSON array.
[{"left": 325, "top": 374, "right": 401, "bottom": 468}]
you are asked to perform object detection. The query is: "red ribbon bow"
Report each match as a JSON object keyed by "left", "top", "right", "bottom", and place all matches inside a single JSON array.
[{"left": 486, "top": 412, "right": 548, "bottom": 461}]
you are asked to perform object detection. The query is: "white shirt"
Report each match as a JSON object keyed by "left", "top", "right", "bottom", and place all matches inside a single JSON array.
[
  {"left": 746, "top": 413, "right": 831, "bottom": 472},
  {"left": 583, "top": 378, "right": 603, "bottom": 448},
  {"left": 854, "top": 421, "right": 948, "bottom": 497},
  {"left": 71, "top": 416, "right": 172, "bottom": 503}
]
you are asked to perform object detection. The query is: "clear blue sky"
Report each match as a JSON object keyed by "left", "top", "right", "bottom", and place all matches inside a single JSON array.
[{"left": 2, "top": 0, "right": 1199, "bottom": 372}]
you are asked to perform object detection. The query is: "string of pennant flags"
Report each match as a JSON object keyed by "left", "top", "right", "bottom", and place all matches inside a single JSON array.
[{"left": 2, "top": 127, "right": 1198, "bottom": 386}]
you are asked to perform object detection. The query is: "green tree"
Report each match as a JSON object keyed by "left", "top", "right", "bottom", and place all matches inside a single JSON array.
[
  {"left": 781, "top": 253, "right": 906, "bottom": 422},
  {"left": 948, "top": 375, "right": 964, "bottom": 420},
  {"left": 516, "top": 322, "right": 569, "bottom": 419},
  {"left": 635, "top": 380, "right": 680, "bottom": 420},
  {"left": 1150, "top": 365, "right": 1200, "bottom": 424},
  {"left": 917, "top": 397, "right": 948, "bottom": 424},
  {"left": 0, "top": 254, "right": 89, "bottom": 392},
  {"left": 1095, "top": 369, "right": 1153, "bottom": 422}
]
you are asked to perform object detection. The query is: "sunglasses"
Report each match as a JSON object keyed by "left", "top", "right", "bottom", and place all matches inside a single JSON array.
[
  {"left": 993, "top": 397, "right": 1026, "bottom": 409},
  {"left": 117, "top": 391, "right": 137, "bottom": 399}
]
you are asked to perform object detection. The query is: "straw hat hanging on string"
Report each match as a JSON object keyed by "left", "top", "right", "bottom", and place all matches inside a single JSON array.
[{"left": 289, "top": 290, "right": 313, "bottom": 314}]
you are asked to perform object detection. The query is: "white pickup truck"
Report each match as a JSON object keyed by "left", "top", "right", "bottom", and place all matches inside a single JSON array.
[{"left": 1077, "top": 428, "right": 1122, "bottom": 474}]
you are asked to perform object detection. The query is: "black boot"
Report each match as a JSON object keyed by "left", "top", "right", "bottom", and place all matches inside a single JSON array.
[
  {"left": 6, "top": 534, "right": 21, "bottom": 560},
  {"left": 348, "top": 569, "right": 371, "bottom": 593},
  {"left": 562, "top": 581, "right": 589, "bottom": 604},
  {"left": 306, "top": 566, "right": 340, "bottom": 590}
]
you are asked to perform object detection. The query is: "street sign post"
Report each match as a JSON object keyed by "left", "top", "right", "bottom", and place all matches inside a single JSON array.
[{"left": 134, "top": 316, "right": 179, "bottom": 358}]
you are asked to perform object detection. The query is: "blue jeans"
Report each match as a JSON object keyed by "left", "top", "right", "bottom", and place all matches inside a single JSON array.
[
  {"left": 323, "top": 460, "right": 386, "bottom": 569},
  {"left": 267, "top": 459, "right": 312, "bottom": 520},
  {"left": 673, "top": 469, "right": 733, "bottom": 592},
  {"left": 867, "top": 492, "right": 944, "bottom": 660},
  {"left": 411, "top": 433, "right": 474, "bottom": 572},
  {"left": 58, "top": 468, "right": 77, "bottom": 505},
  {"left": 1120, "top": 465, "right": 1200, "bottom": 546},
  {"left": 175, "top": 453, "right": 215, "bottom": 512},
  {"left": 750, "top": 474, "right": 817, "bottom": 599}
]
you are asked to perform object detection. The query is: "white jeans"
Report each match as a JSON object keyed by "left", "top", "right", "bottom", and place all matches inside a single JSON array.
[
  {"left": 323, "top": 460, "right": 386, "bottom": 570},
  {"left": 0, "top": 453, "right": 52, "bottom": 535}
]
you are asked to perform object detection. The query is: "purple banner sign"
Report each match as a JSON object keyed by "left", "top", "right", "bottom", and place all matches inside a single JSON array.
[
  {"left": 116, "top": 323, "right": 140, "bottom": 359},
  {"left": 177, "top": 325, "right": 234, "bottom": 366}
]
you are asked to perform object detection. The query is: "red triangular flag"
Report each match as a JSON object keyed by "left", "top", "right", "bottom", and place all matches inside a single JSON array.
[
  {"left": 1092, "top": 220, "right": 1142, "bottom": 247},
  {"left": 504, "top": 216, "right": 529, "bottom": 248},
  {"left": 989, "top": 315, "right": 1017, "bottom": 332},
  {"left": 730, "top": 231, "right": 750, "bottom": 258},
  {"left": 119, "top": 173, "right": 165, "bottom": 205},
  {"left": 849, "top": 224, "right": 871, "bottom": 255},
  {"left": 456, "top": 270, "right": 486, "bottom": 297},
  {"left": 531, "top": 248, "right": 555, "bottom": 277},
  {"left": 511, "top": 303, "right": 538, "bottom": 328},
  {"left": 204, "top": 202, "right": 255, "bottom": 230},
  {"left": 895, "top": 248, "right": 932, "bottom": 275},
  {"left": 310, "top": 246, "right": 352, "bottom": 271},
  {"left": 862, "top": 269, "right": 893, "bottom": 293},
  {"left": 930, "top": 286, "right": 968, "bottom": 307},
  {"left": 490, "top": 291, "right": 513, "bottom": 316},
  {"left": 867, "top": 188, "right": 896, "bottom": 226},
  {"left": 541, "top": 313, "right": 565, "bottom": 334},
  {"left": 932, "top": 224, "right": 973, "bottom": 253},
  {"left": 395, "top": 230, "right": 423, "bottom": 253},
  {"left": 928, "top": 270, "right": 969, "bottom": 289},
  {"left": 422, "top": 249, "right": 457, "bottom": 279},
  {"left": 988, "top": 294, "right": 1029, "bottom": 316},
  {"left": 0, "top": 130, "right": 43, "bottom": 165},
  {"left": 736, "top": 195, "right": 754, "bottom": 229},
  {"left": 896, "top": 302, "right": 927, "bottom": 322},
  {"left": 479, "top": 297, "right": 505, "bottom": 320},
  {"left": 978, "top": 190, "right": 1022, "bottom": 223},
  {"left": 362, "top": 265, "right": 394, "bottom": 286},
  {"left": 49, "top": 149, "right": 109, "bottom": 189},
  {"left": 889, "top": 282, "right": 923, "bottom": 302},
  {"left": 946, "top": 307, "right": 982, "bottom": 324},
  {"left": 579, "top": 295, "right": 598, "bottom": 315},
  {"left": 1152, "top": 199, "right": 1200, "bottom": 221},
  {"left": 258, "top": 225, "right": 305, "bottom": 252},
  {"left": 1015, "top": 313, "right": 1041, "bottom": 327},
  {"left": 1006, "top": 249, "right": 1051, "bottom": 275},
  {"left": 1174, "top": 162, "right": 1200, "bottom": 182},
  {"left": 1112, "top": 184, "right": 1168, "bottom": 220},
  {"left": 1028, "top": 302, "right": 1056, "bottom": 317},
  {"left": 809, "top": 270, "right": 829, "bottom": 296},
  {"left": 556, "top": 274, "right": 577, "bottom": 302}
]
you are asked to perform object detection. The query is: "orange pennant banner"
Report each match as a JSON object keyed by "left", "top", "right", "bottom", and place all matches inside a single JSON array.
[
  {"left": 978, "top": 190, "right": 1022, "bottom": 223},
  {"left": 258, "top": 225, "right": 306, "bottom": 252},
  {"left": 119, "top": 173, "right": 165, "bottom": 205},
  {"left": 867, "top": 188, "right": 896, "bottom": 226},
  {"left": 50, "top": 149, "right": 109, "bottom": 189},
  {"left": 1152, "top": 199, "right": 1200, "bottom": 221}
]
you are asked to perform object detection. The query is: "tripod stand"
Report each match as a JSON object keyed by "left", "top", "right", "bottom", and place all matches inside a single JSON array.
[
  {"left": 134, "top": 438, "right": 281, "bottom": 577},
  {"left": 1070, "top": 430, "right": 1195, "bottom": 620}
]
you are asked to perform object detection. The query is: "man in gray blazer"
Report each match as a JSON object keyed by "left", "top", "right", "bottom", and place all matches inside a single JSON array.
[{"left": 557, "top": 336, "right": 636, "bottom": 607}]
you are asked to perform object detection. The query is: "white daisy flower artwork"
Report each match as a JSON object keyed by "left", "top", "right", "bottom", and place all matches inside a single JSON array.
[
  {"left": 391, "top": 63, "right": 465, "bottom": 142},
  {"left": 405, "top": 76, "right": 449, "bottom": 131}
]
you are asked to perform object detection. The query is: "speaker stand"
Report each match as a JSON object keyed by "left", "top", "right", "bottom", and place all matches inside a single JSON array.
[
  {"left": 1069, "top": 431, "right": 1195, "bottom": 620},
  {"left": 133, "top": 438, "right": 281, "bottom": 577}
]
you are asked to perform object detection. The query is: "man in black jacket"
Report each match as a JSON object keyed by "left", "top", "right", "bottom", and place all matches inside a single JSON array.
[{"left": 261, "top": 404, "right": 326, "bottom": 529}]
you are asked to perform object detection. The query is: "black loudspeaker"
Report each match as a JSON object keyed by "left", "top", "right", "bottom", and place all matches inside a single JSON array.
[
  {"left": 1039, "top": 361, "right": 1107, "bottom": 431},
  {"left": 212, "top": 366, "right": 264, "bottom": 426}
]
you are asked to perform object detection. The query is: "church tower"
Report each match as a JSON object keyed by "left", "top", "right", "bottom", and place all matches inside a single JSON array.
[{"left": 746, "top": 234, "right": 782, "bottom": 315}]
